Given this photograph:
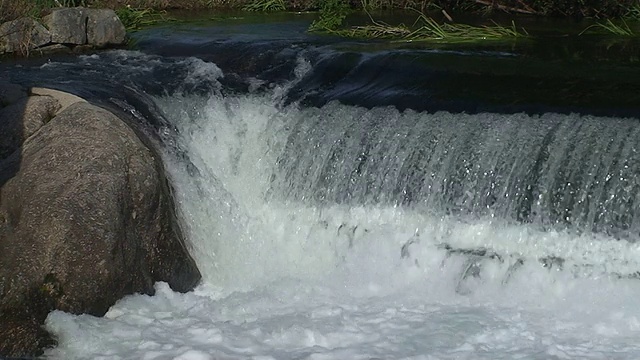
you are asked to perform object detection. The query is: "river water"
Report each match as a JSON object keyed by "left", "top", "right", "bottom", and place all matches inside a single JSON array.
[{"left": 3, "top": 13, "right": 640, "bottom": 359}]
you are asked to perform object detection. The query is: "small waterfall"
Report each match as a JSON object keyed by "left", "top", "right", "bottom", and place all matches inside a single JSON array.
[{"left": 270, "top": 105, "right": 640, "bottom": 240}]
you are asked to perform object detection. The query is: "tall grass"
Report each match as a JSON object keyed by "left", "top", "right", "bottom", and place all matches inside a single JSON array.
[
  {"left": 312, "top": 7, "right": 527, "bottom": 43},
  {"left": 580, "top": 19, "right": 635, "bottom": 36},
  {"left": 116, "top": 6, "right": 174, "bottom": 30},
  {"left": 242, "top": 0, "right": 285, "bottom": 12}
]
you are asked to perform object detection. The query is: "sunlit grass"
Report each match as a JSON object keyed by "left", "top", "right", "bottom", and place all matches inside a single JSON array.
[
  {"left": 242, "top": 0, "right": 286, "bottom": 12},
  {"left": 320, "top": 9, "right": 527, "bottom": 43},
  {"left": 115, "top": 6, "right": 175, "bottom": 30}
]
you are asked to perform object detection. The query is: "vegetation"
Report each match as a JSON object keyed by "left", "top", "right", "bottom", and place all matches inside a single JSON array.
[
  {"left": 243, "top": 0, "right": 285, "bottom": 11},
  {"left": 312, "top": 7, "right": 527, "bottom": 42},
  {"left": 580, "top": 19, "right": 635, "bottom": 36},
  {"left": 115, "top": 6, "right": 174, "bottom": 30},
  {"left": 309, "top": 0, "right": 351, "bottom": 32},
  {"left": 1, "top": 0, "right": 639, "bottom": 32}
]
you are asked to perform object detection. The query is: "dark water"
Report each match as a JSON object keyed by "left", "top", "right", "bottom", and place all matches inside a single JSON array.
[{"left": 2, "top": 13, "right": 640, "bottom": 240}]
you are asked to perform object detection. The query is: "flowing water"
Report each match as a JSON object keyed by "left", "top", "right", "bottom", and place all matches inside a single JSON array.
[{"left": 3, "top": 14, "right": 640, "bottom": 359}]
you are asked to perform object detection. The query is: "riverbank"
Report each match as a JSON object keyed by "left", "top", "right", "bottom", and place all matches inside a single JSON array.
[{"left": 1, "top": 0, "right": 639, "bottom": 25}]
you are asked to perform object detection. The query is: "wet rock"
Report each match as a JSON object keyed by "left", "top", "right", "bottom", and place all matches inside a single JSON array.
[
  {"left": 87, "top": 9, "right": 126, "bottom": 47},
  {"left": 0, "top": 93, "right": 201, "bottom": 358},
  {"left": 31, "top": 43, "right": 72, "bottom": 56},
  {"left": 43, "top": 7, "right": 88, "bottom": 45},
  {"left": 0, "top": 18, "right": 51, "bottom": 55}
]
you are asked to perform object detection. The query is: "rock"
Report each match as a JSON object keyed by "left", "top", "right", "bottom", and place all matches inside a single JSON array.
[
  {"left": 0, "top": 82, "right": 27, "bottom": 107},
  {"left": 86, "top": 9, "right": 126, "bottom": 47},
  {"left": 31, "top": 43, "right": 72, "bottom": 56},
  {"left": 43, "top": 7, "right": 87, "bottom": 45},
  {"left": 0, "top": 95, "right": 60, "bottom": 160},
  {"left": 0, "top": 18, "right": 51, "bottom": 55},
  {"left": 30, "top": 87, "right": 85, "bottom": 115},
  {"left": 0, "top": 98, "right": 201, "bottom": 357}
]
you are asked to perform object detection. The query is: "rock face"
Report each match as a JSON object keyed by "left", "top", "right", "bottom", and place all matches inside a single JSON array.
[
  {"left": 0, "top": 86, "right": 201, "bottom": 357},
  {"left": 0, "top": 7, "right": 127, "bottom": 55},
  {"left": 43, "top": 7, "right": 88, "bottom": 45},
  {"left": 87, "top": 9, "right": 126, "bottom": 47},
  {"left": 0, "top": 18, "right": 51, "bottom": 54}
]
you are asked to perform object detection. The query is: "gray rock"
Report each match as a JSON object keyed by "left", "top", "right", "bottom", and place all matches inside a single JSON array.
[
  {"left": 0, "top": 82, "right": 27, "bottom": 107},
  {"left": 0, "top": 18, "right": 51, "bottom": 55},
  {"left": 0, "top": 95, "right": 60, "bottom": 160},
  {"left": 86, "top": 9, "right": 126, "bottom": 47},
  {"left": 43, "top": 7, "right": 87, "bottom": 45},
  {"left": 32, "top": 43, "right": 72, "bottom": 56},
  {"left": 0, "top": 100, "right": 201, "bottom": 357}
]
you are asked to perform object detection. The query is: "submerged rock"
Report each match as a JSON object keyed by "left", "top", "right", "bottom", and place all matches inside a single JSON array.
[{"left": 0, "top": 85, "right": 201, "bottom": 357}]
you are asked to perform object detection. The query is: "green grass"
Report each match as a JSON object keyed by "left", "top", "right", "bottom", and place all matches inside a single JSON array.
[
  {"left": 311, "top": 7, "right": 527, "bottom": 43},
  {"left": 242, "top": 0, "right": 286, "bottom": 12},
  {"left": 115, "top": 6, "right": 175, "bottom": 30},
  {"left": 580, "top": 19, "right": 635, "bottom": 36}
]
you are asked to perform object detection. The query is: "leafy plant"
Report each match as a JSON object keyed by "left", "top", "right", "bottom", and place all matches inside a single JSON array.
[
  {"left": 242, "top": 0, "right": 286, "bottom": 12},
  {"left": 309, "top": 0, "right": 351, "bottom": 32}
]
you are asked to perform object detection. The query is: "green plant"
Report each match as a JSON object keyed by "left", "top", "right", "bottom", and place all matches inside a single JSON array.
[
  {"left": 318, "top": 7, "right": 527, "bottom": 43},
  {"left": 242, "top": 0, "right": 286, "bottom": 12},
  {"left": 309, "top": 0, "right": 351, "bottom": 32},
  {"left": 580, "top": 19, "right": 635, "bottom": 36},
  {"left": 115, "top": 6, "right": 174, "bottom": 30}
]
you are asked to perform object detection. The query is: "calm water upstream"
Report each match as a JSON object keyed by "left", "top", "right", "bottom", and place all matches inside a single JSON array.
[{"left": 3, "top": 12, "right": 640, "bottom": 359}]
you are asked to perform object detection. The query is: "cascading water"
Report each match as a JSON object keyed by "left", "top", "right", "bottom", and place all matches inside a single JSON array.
[{"left": 5, "top": 19, "right": 640, "bottom": 358}]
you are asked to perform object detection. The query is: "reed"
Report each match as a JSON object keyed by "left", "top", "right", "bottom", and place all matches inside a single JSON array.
[
  {"left": 115, "top": 6, "right": 174, "bottom": 30},
  {"left": 242, "top": 0, "right": 285, "bottom": 12},
  {"left": 314, "top": 8, "right": 527, "bottom": 43},
  {"left": 580, "top": 19, "right": 635, "bottom": 36}
]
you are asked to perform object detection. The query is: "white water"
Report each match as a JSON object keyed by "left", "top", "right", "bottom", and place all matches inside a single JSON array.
[{"left": 44, "top": 57, "right": 640, "bottom": 359}]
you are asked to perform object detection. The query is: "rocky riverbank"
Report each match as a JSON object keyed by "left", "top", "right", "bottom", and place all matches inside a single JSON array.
[{"left": 0, "top": 7, "right": 126, "bottom": 56}]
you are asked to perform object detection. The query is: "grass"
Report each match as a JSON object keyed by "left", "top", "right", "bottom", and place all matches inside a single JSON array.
[
  {"left": 312, "top": 7, "right": 527, "bottom": 43},
  {"left": 242, "top": 0, "right": 285, "bottom": 11},
  {"left": 115, "top": 6, "right": 175, "bottom": 30},
  {"left": 580, "top": 19, "right": 635, "bottom": 36}
]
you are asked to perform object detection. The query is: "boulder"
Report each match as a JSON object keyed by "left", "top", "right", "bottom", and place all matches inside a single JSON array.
[
  {"left": 0, "top": 18, "right": 51, "bottom": 55},
  {"left": 43, "top": 7, "right": 88, "bottom": 45},
  {"left": 0, "top": 95, "right": 60, "bottom": 160},
  {"left": 0, "top": 93, "right": 201, "bottom": 357},
  {"left": 86, "top": 9, "right": 126, "bottom": 47}
]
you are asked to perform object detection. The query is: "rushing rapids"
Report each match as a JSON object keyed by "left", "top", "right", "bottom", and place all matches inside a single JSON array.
[{"left": 3, "top": 17, "right": 640, "bottom": 359}]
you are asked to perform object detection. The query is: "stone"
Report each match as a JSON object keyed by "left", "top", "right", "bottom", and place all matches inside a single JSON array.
[
  {"left": 0, "top": 95, "right": 60, "bottom": 160},
  {"left": 0, "top": 100, "right": 201, "bottom": 357},
  {"left": 0, "top": 82, "right": 27, "bottom": 107},
  {"left": 43, "top": 7, "right": 87, "bottom": 45},
  {"left": 31, "top": 43, "right": 72, "bottom": 56},
  {"left": 86, "top": 9, "right": 126, "bottom": 47},
  {"left": 30, "top": 87, "right": 85, "bottom": 115},
  {"left": 0, "top": 18, "right": 51, "bottom": 55}
]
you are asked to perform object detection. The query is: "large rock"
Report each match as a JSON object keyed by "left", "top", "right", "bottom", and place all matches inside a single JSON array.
[
  {"left": 0, "top": 95, "right": 60, "bottom": 160},
  {"left": 43, "top": 7, "right": 88, "bottom": 45},
  {"left": 86, "top": 9, "right": 126, "bottom": 47},
  {"left": 0, "top": 18, "right": 51, "bottom": 54},
  {"left": 0, "top": 93, "right": 201, "bottom": 357}
]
